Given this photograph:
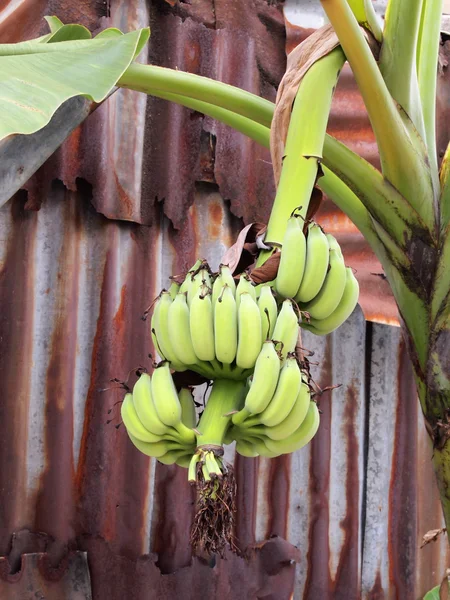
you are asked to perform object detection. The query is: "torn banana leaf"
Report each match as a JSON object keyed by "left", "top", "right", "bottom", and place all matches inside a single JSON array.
[{"left": 0, "top": 17, "right": 149, "bottom": 208}]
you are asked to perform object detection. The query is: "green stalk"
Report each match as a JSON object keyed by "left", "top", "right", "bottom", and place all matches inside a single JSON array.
[
  {"left": 257, "top": 47, "right": 345, "bottom": 265},
  {"left": 118, "top": 63, "right": 273, "bottom": 128},
  {"left": 379, "top": 0, "right": 425, "bottom": 138},
  {"left": 320, "top": 0, "right": 435, "bottom": 231},
  {"left": 417, "top": 0, "right": 444, "bottom": 183},
  {"left": 150, "top": 90, "right": 270, "bottom": 147},
  {"left": 196, "top": 379, "right": 246, "bottom": 446},
  {"left": 347, "top": 0, "right": 383, "bottom": 41},
  {"left": 318, "top": 166, "right": 387, "bottom": 254},
  {"left": 322, "top": 135, "right": 434, "bottom": 244}
]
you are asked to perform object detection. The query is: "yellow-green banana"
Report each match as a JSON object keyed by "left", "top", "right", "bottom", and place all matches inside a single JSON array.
[
  {"left": 168, "top": 280, "right": 180, "bottom": 299},
  {"left": 303, "top": 267, "right": 360, "bottom": 335},
  {"left": 271, "top": 299, "right": 300, "bottom": 359},
  {"left": 236, "top": 438, "right": 259, "bottom": 458},
  {"left": 189, "top": 285, "right": 215, "bottom": 361},
  {"left": 257, "top": 285, "right": 278, "bottom": 340},
  {"left": 151, "top": 292, "right": 184, "bottom": 367},
  {"left": 179, "top": 387, "right": 198, "bottom": 428},
  {"left": 187, "top": 266, "right": 212, "bottom": 306},
  {"left": 150, "top": 363, "right": 198, "bottom": 447},
  {"left": 295, "top": 222, "right": 330, "bottom": 303},
  {"left": 214, "top": 284, "right": 238, "bottom": 364},
  {"left": 276, "top": 215, "right": 307, "bottom": 299},
  {"left": 132, "top": 373, "right": 168, "bottom": 436},
  {"left": 303, "top": 248, "right": 346, "bottom": 320},
  {"left": 212, "top": 264, "right": 236, "bottom": 305},
  {"left": 121, "top": 393, "right": 163, "bottom": 443},
  {"left": 257, "top": 355, "right": 302, "bottom": 427},
  {"left": 235, "top": 273, "right": 257, "bottom": 310},
  {"left": 265, "top": 401, "right": 320, "bottom": 454},
  {"left": 232, "top": 340, "right": 280, "bottom": 425},
  {"left": 127, "top": 432, "right": 185, "bottom": 458},
  {"left": 264, "top": 379, "right": 311, "bottom": 440},
  {"left": 168, "top": 292, "right": 198, "bottom": 365},
  {"left": 236, "top": 292, "right": 263, "bottom": 369}
]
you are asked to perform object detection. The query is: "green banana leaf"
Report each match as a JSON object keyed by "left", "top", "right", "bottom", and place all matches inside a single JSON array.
[
  {"left": 0, "top": 17, "right": 149, "bottom": 208},
  {"left": 424, "top": 586, "right": 440, "bottom": 600}
]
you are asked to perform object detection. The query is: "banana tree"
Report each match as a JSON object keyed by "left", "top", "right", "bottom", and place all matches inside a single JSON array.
[{"left": 1, "top": 0, "right": 450, "bottom": 553}]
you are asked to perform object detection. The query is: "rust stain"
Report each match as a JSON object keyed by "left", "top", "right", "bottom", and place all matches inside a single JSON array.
[
  {"left": 367, "top": 570, "right": 384, "bottom": 600},
  {"left": 333, "top": 383, "right": 361, "bottom": 598},
  {"left": 304, "top": 336, "right": 333, "bottom": 600},
  {"left": 0, "top": 193, "right": 36, "bottom": 556},
  {"left": 387, "top": 337, "right": 418, "bottom": 598},
  {"left": 207, "top": 199, "right": 223, "bottom": 240},
  {"left": 34, "top": 187, "right": 81, "bottom": 565},
  {"left": 234, "top": 455, "right": 258, "bottom": 550},
  {"left": 265, "top": 454, "right": 291, "bottom": 540}
]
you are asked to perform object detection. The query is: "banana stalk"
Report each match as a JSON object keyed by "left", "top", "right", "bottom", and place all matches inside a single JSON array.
[{"left": 258, "top": 47, "right": 345, "bottom": 264}]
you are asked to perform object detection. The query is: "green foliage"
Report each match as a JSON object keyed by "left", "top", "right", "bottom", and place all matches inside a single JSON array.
[{"left": 0, "top": 17, "right": 149, "bottom": 141}]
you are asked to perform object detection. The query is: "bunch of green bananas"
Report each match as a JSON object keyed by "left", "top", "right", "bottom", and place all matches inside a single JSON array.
[
  {"left": 227, "top": 342, "right": 320, "bottom": 457},
  {"left": 274, "top": 216, "right": 360, "bottom": 335},
  {"left": 120, "top": 364, "right": 198, "bottom": 467},
  {"left": 151, "top": 260, "right": 298, "bottom": 380}
]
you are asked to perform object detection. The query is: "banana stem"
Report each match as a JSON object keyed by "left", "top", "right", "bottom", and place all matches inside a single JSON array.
[
  {"left": 320, "top": 0, "right": 435, "bottom": 231},
  {"left": 379, "top": 0, "right": 425, "bottom": 138},
  {"left": 118, "top": 63, "right": 274, "bottom": 127},
  {"left": 257, "top": 48, "right": 345, "bottom": 265},
  {"left": 417, "top": 0, "right": 443, "bottom": 180},
  {"left": 196, "top": 379, "right": 246, "bottom": 446}
]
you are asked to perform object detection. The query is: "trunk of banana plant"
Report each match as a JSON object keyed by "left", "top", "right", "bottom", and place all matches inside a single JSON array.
[{"left": 424, "top": 326, "right": 450, "bottom": 529}]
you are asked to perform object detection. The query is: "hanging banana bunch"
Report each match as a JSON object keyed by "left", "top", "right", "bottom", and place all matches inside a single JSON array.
[{"left": 274, "top": 215, "right": 360, "bottom": 334}]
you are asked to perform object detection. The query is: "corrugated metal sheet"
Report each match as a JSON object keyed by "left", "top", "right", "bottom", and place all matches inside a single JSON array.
[{"left": 0, "top": 0, "right": 449, "bottom": 598}]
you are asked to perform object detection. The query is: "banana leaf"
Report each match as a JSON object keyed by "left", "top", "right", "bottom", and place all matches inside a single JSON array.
[{"left": 0, "top": 18, "right": 149, "bottom": 208}]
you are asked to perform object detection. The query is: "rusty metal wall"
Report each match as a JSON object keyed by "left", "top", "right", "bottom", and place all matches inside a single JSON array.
[{"left": 0, "top": 1, "right": 449, "bottom": 598}]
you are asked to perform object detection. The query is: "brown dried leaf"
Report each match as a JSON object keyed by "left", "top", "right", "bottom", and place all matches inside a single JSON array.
[
  {"left": 270, "top": 24, "right": 340, "bottom": 185},
  {"left": 250, "top": 251, "right": 280, "bottom": 284},
  {"left": 420, "top": 527, "right": 447, "bottom": 548},
  {"left": 220, "top": 222, "right": 266, "bottom": 274}
]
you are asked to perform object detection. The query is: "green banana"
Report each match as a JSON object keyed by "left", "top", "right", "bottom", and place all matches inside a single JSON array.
[
  {"left": 276, "top": 214, "right": 307, "bottom": 298},
  {"left": 303, "top": 248, "right": 346, "bottom": 320},
  {"left": 326, "top": 232, "right": 343, "bottom": 256},
  {"left": 235, "top": 273, "right": 257, "bottom": 310},
  {"left": 121, "top": 393, "right": 163, "bottom": 443},
  {"left": 175, "top": 453, "right": 192, "bottom": 468},
  {"left": 132, "top": 373, "right": 168, "bottom": 436},
  {"left": 151, "top": 292, "right": 185, "bottom": 367},
  {"left": 212, "top": 264, "right": 236, "bottom": 305},
  {"left": 214, "top": 284, "right": 238, "bottom": 364},
  {"left": 150, "top": 362, "right": 183, "bottom": 427},
  {"left": 187, "top": 265, "right": 212, "bottom": 306},
  {"left": 232, "top": 340, "right": 280, "bottom": 425},
  {"left": 264, "top": 379, "right": 311, "bottom": 440},
  {"left": 157, "top": 449, "right": 194, "bottom": 465},
  {"left": 179, "top": 387, "right": 198, "bottom": 428},
  {"left": 257, "top": 284, "right": 278, "bottom": 340},
  {"left": 150, "top": 363, "right": 196, "bottom": 445},
  {"left": 303, "top": 267, "right": 360, "bottom": 335},
  {"left": 295, "top": 222, "right": 330, "bottom": 303},
  {"left": 265, "top": 401, "right": 320, "bottom": 454},
  {"left": 168, "top": 292, "right": 198, "bottom": 365},
  {"left": 179, "top": 259, "right": 203, "bottom": 295},
  {"left": 168, "top": 280, "right": 180, "bottom": 299},
  {"left": 127, "top": 432, "right": 185, "bottom": 459},
  {"left": 235, "top": 438, "right": 259, "bottom": 458},
  {"left": 236, "top": 292, "right": 263, "bottom": 369},
  {"left": 257, "top": 355, "right": 302, "bottom": 427},
  {"left": 189, "top": 285, "right": 215, "bottom": 361},
  {"left": 271, "top": 299, "right": 300, "bottom": 359}
]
